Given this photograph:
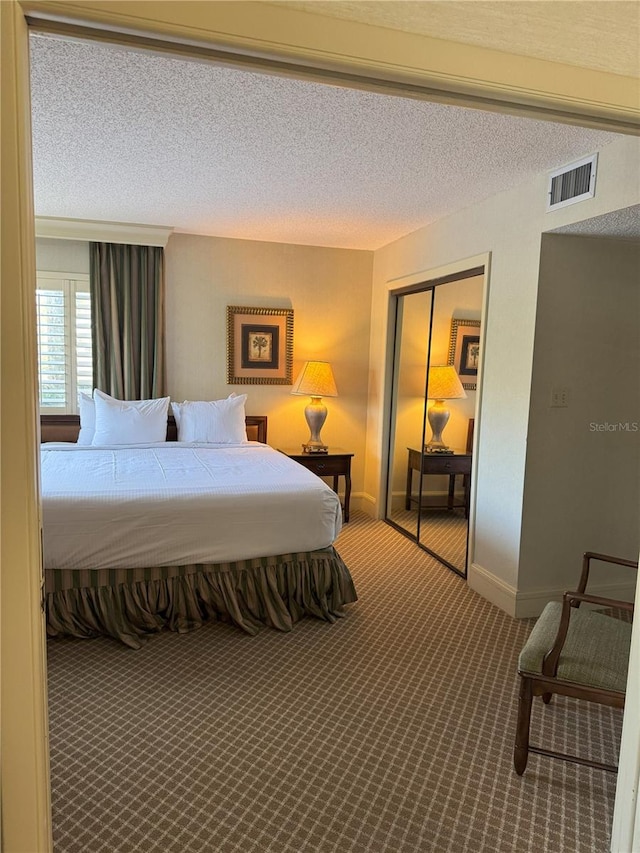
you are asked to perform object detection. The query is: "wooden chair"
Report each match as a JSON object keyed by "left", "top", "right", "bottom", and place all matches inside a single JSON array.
[
  {"left": 514, "top": 551, "right": 637, "bottom": 775},
  {"left": 466, "top": 417, "right": 474, "bottom": 454}
]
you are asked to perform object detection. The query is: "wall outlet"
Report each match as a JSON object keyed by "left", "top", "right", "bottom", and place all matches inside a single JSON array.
[{"left": 550, "top": 388, "right": 570, "bottom": 407}]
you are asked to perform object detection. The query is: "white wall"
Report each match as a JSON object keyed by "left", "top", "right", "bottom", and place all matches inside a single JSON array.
[
  {"left": 517, "top": 234, "right": 640, "bottom": 613},
  {"left": 365, "top": 134, "right": 640, "bottom": 615},
  {"left": 35, "top": 237, "right": 89, "bottom": 273},
  {"left": 165, "top": 232, "right": 373, "bottom": 495}
]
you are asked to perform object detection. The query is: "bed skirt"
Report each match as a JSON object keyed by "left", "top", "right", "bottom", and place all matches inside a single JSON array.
[{"left": 45, "top": 547, "right": 357, "bottom": 649}]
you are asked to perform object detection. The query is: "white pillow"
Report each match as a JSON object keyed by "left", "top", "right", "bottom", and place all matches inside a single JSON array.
[
  {"left": 92, "top": 389, "right": 170, "bottom": 445},
  {"left": 171, "top": 395, "right": 248, "bottom": 443},
  {"left": 77, "top": 393, "right": 96, "bottom": 445},
  {"left": 171, "top": 392, "right": 238, "bottom": 433}
]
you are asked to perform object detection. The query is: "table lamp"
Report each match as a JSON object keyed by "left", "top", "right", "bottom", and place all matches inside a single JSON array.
[
  {"left": 291, "top": 360, "right": 338, "bottom": 453},
  {"left": 425, "top": 365, "right": 467, "bottom": 452}
]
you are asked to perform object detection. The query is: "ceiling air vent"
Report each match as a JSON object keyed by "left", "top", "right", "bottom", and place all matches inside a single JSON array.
[{"left": 547, "top": 153, "right": 597, "bottom": 212}]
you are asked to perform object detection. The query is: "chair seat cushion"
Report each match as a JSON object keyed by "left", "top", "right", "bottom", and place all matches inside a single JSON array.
[{"left": 519, "top": 601, "right": 631, "bottom": 692}]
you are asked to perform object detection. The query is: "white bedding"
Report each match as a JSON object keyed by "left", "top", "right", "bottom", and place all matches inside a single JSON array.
[{"left": 41, "top": 442, "right": 342, "bottom": 570}]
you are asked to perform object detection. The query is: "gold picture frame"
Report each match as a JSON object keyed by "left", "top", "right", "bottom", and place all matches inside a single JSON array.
[
  {"left": 227, "top": 306, "right": 294, "bottom": 385},
  {"left": 448, "top": 318, "right": 481, "bottom": 390}
]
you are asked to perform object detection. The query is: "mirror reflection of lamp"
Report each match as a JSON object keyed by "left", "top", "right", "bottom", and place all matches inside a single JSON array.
[
  {"left": 291, "top": 361, "right": 338, "bottom": 453},
  {"left": 425, "top": 365, "right": 467, "bottom": 452}
]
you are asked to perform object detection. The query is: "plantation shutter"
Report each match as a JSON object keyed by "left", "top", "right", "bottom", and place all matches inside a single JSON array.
[
  {"left": 36, "top": 287, "right": 68, "bottom": 409},
  {"left": 36, "top": 273, "right": 92, "bottom": 412}
]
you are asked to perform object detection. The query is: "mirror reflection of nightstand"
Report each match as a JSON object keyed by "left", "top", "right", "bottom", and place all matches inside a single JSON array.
[
  {"left": 278, "top": 448, "right": 353, "bottom": 521},
  {"left": 406, "top": 448, "right": 472, "bottom": 517}
]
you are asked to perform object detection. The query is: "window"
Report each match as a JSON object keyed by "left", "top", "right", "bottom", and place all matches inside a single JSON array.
[{"left": 36, "top": 272, "right": 92, "bottom": 413}]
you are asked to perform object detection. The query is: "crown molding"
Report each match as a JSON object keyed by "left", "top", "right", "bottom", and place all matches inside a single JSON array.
[{"left": 35, "top": 216, "right": 173, "bottom": 247}]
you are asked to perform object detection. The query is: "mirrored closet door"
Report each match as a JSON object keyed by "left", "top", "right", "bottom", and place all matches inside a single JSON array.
[
  {"left": 387, "top": 288, "right": 433, "bottom": 541},
  {"left": 385, "top": 271, "right": 483, "bottom": 577}
]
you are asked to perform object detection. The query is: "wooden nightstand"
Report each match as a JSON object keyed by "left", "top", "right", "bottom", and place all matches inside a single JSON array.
[
  {"left": 279, "top": 448, "right": 354, "bottom": 521},
  {"left": 406, "top": 448, "right": 472, "bottom": 517}
]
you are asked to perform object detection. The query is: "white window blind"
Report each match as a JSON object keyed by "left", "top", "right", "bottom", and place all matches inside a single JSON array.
[
  {"left": 36, "top": 273, "right": 92, "bottom": 413},
  {"left": 75, "top": 290, "right": 93, "bottom": 400}
]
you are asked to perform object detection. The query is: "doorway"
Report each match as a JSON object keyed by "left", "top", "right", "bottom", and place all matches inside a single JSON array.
[
  {"left": 385, "top": 269, "right": 484, "bottom": 576},
  {"left": 5, "top": 5, "right": 638, "bottom": 851}
]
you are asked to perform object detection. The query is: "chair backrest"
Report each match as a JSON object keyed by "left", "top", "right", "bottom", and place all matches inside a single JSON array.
[
  {"left": 514, "top": 550, "right": 637, "bottom": 776},
  {"left": 466, "top": 418, "right": 474, "bottom": 453}
]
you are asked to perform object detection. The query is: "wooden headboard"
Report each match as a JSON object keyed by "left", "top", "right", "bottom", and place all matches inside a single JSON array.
[{"left": 40, "top": 414, "right": 268, "bottom": 444}]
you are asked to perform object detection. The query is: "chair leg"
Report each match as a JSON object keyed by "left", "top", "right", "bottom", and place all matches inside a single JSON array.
[
  {"left": 542, "top": 692, "right": 552, "bottom": 704},
  {"left": 514, "top": 676, "right": 533, "bottom": 775}
]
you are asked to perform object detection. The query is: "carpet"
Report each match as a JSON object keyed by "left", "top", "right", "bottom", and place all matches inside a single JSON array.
[{"left": 47, "top": 512, "right": 621, "bottom": 852}]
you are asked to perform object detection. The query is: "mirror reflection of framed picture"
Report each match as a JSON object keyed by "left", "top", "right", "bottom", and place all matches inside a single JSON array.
[
  {"left": 227, "top": 306, "right": 294, "bottom": 385},
  {"left": 448, "top": 318, "right": 481, "bottom": 390}
]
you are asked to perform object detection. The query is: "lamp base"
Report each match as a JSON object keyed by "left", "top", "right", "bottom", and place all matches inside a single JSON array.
[
  {"left": 426, "top": 400, "right": 451, "bottom": 451},
  {"left": 302, "top": 397, "right": 329, "bottom": 454}
]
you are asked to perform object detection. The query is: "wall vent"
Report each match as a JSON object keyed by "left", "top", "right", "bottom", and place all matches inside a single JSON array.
[{"left": 546, "top": 154, "right": 597, "bottom": 212}]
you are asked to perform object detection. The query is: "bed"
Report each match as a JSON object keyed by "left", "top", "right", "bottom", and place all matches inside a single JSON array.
[{"left": 41, "top": 412, "right": 357, "bottom": 648}]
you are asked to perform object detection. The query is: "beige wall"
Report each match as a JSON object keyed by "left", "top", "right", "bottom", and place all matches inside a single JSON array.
[
  {"left": 35, "top": 237, "right": 89, "bottom": 273},
  {"left": 518, "top": 234, "right": 640, "bottom": 608},
  {"left": 33, "top": 232, "right": 374, "bottom": 496},
  {"left": 366, "top": 133, "right": 640, "bottom": 614},
  {"left": 165, "top": 232, "right": 373, "bottom": 496}
]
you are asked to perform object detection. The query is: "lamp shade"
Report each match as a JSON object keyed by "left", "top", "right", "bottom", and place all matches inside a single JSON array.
[
  {"left": 291, "top": 361, "right": 338, "bottom": 398},
  {"left": 427, "top": 365, "right": 467, "bottom": 400}
]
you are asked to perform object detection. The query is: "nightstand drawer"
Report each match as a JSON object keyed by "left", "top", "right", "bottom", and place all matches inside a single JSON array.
[
  {"left": 423, "top": 456, "right": 471, "bottom": 475},
  {"left": 299, "top": 455, "right": 348, "bottom": 477}
]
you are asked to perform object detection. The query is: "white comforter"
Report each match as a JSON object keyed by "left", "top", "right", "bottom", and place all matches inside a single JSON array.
[{"left": 41, "top": 442, "right": 342, "bottom": 570}]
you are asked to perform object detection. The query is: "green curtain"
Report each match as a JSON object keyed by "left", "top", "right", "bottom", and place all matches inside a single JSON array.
[{"left": 90, "top": 242, "right": 166, "bottom": 399}]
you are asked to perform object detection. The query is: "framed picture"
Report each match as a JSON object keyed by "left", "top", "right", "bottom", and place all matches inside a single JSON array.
[
  {"left": 448, "top": 318, "right": 481, "bottom": 390},
  {"left": 227, "top": 306, "right": 294, "bottom": 385}
]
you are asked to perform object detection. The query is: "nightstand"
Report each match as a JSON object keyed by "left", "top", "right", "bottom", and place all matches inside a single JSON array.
[
  {"left": 279, "top": 448, "right": 354, "bottom": 522},
  {"left": 406, "top": 448, "right": 472, "bottom": 517}
]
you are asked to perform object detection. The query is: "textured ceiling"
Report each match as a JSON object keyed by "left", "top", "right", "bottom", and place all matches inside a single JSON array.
[
  {"left": 550, "top": 205, "right": 640, "bottom": 241},
  {"left": 274, "top": 1, "right": 640, "bottom": 78},
  {"left": 30, "top": 35, "right": 622, "bottom": 250}
]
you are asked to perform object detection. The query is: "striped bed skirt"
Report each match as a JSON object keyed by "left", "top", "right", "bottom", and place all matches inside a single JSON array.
[{"left": 45, "top": 547, "right": 357, "bottom": 649}]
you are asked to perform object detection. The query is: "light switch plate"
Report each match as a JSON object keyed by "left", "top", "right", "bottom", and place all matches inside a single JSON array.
[{"left": 551, "top": 388, "right": 570, "bottom": 407}]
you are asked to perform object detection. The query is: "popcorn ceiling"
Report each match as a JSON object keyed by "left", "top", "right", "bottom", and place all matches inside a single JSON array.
[
  {"left": 30, "top": 35, "right": 620, "bottom": 250},
  {"left": 551, "top": 205, "right": 640, "bottom": 241}
]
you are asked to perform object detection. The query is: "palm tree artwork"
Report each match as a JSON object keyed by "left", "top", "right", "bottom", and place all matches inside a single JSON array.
[{"left": 250, "top": 333, "right": 271, "bottom": 362}]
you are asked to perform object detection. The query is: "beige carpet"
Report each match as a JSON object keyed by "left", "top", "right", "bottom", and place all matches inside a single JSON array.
[
  {"left": 388, "top": 507, "right": 468, "bottom": 572},
  {"left": 47, "top": 512, "right": 622, "bottom": 853}
]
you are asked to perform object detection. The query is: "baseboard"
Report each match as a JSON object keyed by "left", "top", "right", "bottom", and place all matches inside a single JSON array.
[
  {"left": 468, "top": 562, "right": 637, "bottom": 620},
  {"left": 467, "top": 562, "right": 518, "bottom": 617},
  {"left": 514, "top": 580, "right": 637, "bottom": 619},
  {"left": 350, "top": 493, "right": 377, "bottom": 518},
  {"left": 390, "top": 489, "right": 465, "bottom": 512}
]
